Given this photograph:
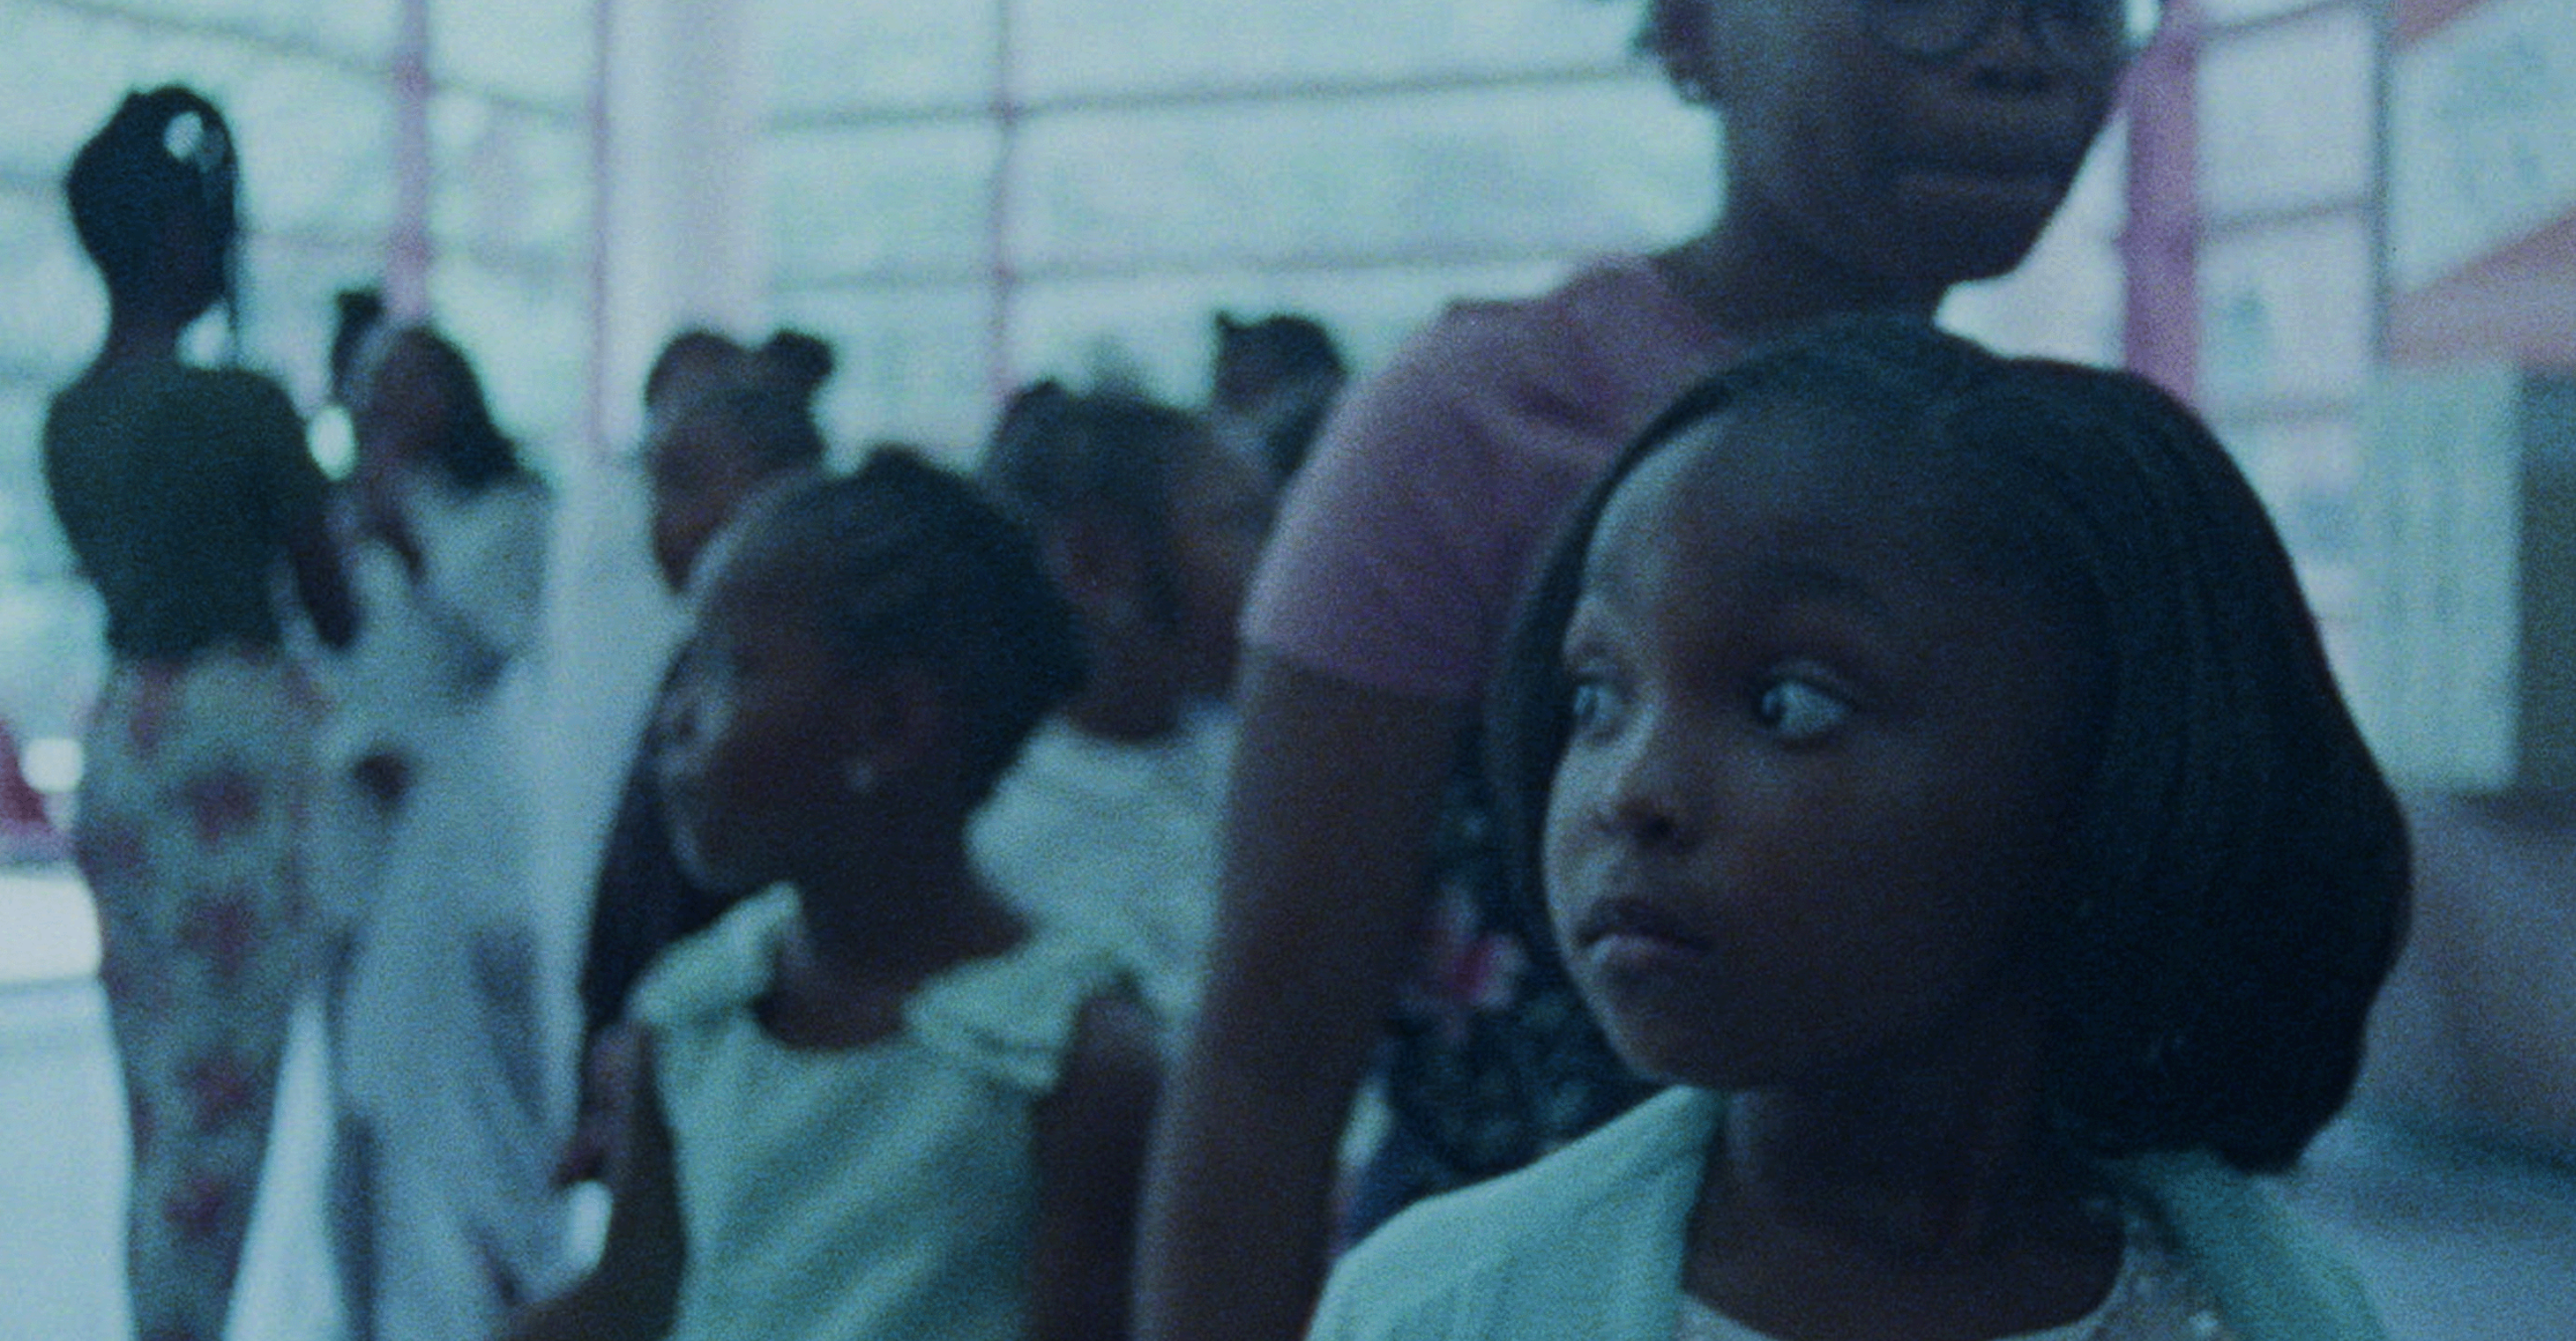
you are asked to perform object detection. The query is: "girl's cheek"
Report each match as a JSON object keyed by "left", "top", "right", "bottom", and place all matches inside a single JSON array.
[
  {"left": 662, "top": 678, "right": 739, "bottom": 770},
  {"left": 1539, "top": 770, "right": 1594, "bottom": 891}
]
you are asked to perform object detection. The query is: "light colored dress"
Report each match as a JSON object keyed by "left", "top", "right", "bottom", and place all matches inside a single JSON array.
[
  {"left": 1309, "top": 1088, "right": 2388, "bottom": 1341},
  {"left": 634, "top": 886, "right": 1130, "bottom": 1341},
  {"left": 1668, "top": 1216, "right": 2219, "bottom": 1341},
  {"left": 972, "top": 706, "right": 1235, "bottom": 1026},
  {"left": 323, "top": 470, "right": 566, "bottom": 1340}
]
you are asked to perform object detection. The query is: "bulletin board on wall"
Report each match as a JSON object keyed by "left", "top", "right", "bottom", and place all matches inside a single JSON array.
[
  {"left": 2383, "top": 0, "right": 2576, "bottom": 366},
  {"left": 2351, "top": 0, "right": 2576, "bottom": 791}
]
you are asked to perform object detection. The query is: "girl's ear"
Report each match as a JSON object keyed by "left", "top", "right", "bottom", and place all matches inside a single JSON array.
[{"left": 1647, "top": 0, "right": 1726, "bottom": 107}]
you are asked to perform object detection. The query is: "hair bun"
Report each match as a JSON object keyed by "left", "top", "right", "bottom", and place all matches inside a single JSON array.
[
  {"left": 756, "top": 329, "right": 837, "bottom": 402},
  {"left": 67, "top": 84, "right": 239, "bottom": 296},
  {"left": 163, "top": 109, "right": 220, "bottom": 171},
  {"left": 110, "top": 86, "right": 231, "bottom": 182}
]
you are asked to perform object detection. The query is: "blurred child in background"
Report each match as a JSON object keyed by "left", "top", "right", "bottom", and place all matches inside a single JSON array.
[
  {"left": 508, "top": 451, "right": 1157, "bottom": 1341},
  {"left": 973, "top": 382, "right": 1273, "bottom": 1026}
]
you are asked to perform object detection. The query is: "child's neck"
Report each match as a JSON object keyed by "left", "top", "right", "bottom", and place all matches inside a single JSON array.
[
  {"left": 1062, "top": 642, "right": 1186, "bottom": 744},
  {"left": 762, "top": 828, "right": 1026, "bottom": 1050},
  {"left": 1684, "top": 1047, "right": 2124, "bottom": 1340},
  {"left": 95, "top": 307, "right": 192, "bottom": 372},
  {"left": 1658, "top": 224, "right": 1949, "bottom": 347},
  {"left": 1712, "top": 1085, "right": 2103, "bottom": 1261}
]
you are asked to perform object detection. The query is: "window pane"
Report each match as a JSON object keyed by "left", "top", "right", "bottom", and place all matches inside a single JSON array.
[
  {"left": 230, "top": 61, "right": 399, "bottom": 241},
  {"left": 2226, "top": 416, "right": 2363, "bottom": 597},
  {"left": 2387, "top": 0, "right": 2576, "bottom": 294},
  {"left": 0, "top": 3, "right": 390, "bottom": 183},
  {"left": 2198, "top": 9, "right": 2374, "bottom": 219},
  {"left": 2199, "top": 216, "right": 2374, "bottom": 413},
  {"left": 772, "top": 286, "right": 996, "bottom": 460},
  {"left": 432, "top": 97, "right": 588, "bottom": 259},
  {"left": 0, "top": 192, "right": 100, "bottom": 391},
  {"left": 104, "top": 0, "right": 398, "bottom": 60},
  {"left": 1016, "top": 0, "right": 1645, "bottom": 100},
  {"left": 763, "top": 0, "right": 999, "bottom": 117},
  {"left": 768, "top": 123, "right": 1004, "bottom": 282},
  {"left": 434, "top": 0, "right": 591, "bottom": 109},
  {"left": 1009, "top": 82, "right": 1711, "bottom": 273}
]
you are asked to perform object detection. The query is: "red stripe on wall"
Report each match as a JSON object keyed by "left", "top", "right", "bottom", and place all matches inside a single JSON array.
[{"left": 2388, "top": 212, "right": 2576, "bottom": 366}]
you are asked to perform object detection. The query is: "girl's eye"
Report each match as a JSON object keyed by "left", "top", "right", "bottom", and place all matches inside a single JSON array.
[{"left": 1753, "top": 675, "right": 1851, "bottom": 742}]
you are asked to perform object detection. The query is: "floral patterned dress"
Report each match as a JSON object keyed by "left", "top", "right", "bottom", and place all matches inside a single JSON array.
[{"left": 78, "top": 653, "right": 325, "bottom": 1341}]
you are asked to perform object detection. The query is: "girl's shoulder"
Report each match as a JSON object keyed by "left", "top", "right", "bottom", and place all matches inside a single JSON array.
[
  {"left": 2114, "top": 1152, "right": 2391, "bottom": 1341},
  {"left": 630, "top": 892, "right": 1138, "bottom": 1061},
  {"left": 1379, "top": 254, "right": 1730, "bottom": 456},
  {"left": 48, "top": 360, "right": 299, "bottom": 446},
  {"left": 1408, "top": 256, "right": 1679, "bottom": 382},
  {"left": 1312, "top": 1087, "right": 1710, "bottom": 1341},
  {"left": 629, "top": 885, "right": 801, "bottom": 1029},
  {"left": 903, "top": 928, "right": 1140, "bottom": 1095}
]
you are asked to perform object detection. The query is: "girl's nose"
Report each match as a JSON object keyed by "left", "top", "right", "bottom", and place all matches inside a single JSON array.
[{"left": 1596, "top": 715, "right": 1702, "bottom": 853}]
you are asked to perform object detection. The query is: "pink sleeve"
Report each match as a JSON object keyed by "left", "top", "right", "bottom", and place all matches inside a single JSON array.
[
  {"left": 1244, "top": 259, "right": 1726, "bottom": 703},
  {"left": 1243, "top": 309, "right": 1553, "bottom": 703}
]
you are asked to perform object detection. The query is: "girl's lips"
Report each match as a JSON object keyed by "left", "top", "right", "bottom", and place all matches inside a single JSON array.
[
  {"left": 1894, "top": 165, "right": 2069, "bottom": 216},
  {"left": 1888, "top": 144, "right": 2081, "bottom": 214},
  {"left": 1575, "top": 896, "right": 1710, "bottom": 955}
]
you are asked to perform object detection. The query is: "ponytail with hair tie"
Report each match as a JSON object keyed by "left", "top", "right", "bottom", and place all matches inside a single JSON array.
[{"left": 65, "top": 84, "right": 244, "bottom": 338}]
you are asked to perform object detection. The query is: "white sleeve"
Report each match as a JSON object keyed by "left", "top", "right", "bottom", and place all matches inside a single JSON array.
[{"left": 413, "top": 479, "right": 553, "bottom": 666}]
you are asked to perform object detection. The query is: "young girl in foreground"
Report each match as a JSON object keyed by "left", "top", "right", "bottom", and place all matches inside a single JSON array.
[
  {"left": 1309, "top": 320, "right": 2409, "bottom": 1341},
  {"left": 506, "top": 451, "right": 1159, "bottom": 1341}
]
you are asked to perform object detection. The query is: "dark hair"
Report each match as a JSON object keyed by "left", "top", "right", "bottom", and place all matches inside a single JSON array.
[
  {"left": 643, "top": 328, "right": 747, "bottom": 412},
  {"left": 373, "top": 324, "right": 530, "bottom": 494},
  {"left": 734, "top": 448, "right": 1086, "bottom": 805},
  {"left": 1212, "top": 311, "right": 1345, "bottom": 394},
  {"left": 1213, "top": 312, "right": 1348, "bottom": 480},
  {"left": 753, "top": 329, "right": 836, "bottom": 404},
  {"left": 328, "top": 287, "right": 386, "bottom": 404},
  {"left": 978, "top": 380, "right": 1218, "bottom": 628},
  {"left": 660, "top": 378, "right": 829, "bottom": 475},
  {"left": 645, "top": 325, "right": 836, "bottom": 417},
  {"left": 66, "top": 85, "right": 241, "bottom": 316},
  {"left": 1489, "top": 317, "right": 2410, "bottom": 1174}
]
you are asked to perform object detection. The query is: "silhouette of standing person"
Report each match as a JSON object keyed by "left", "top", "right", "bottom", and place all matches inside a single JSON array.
[{"left": 43, "top": 85, "right": 357, "bottom": 1341}]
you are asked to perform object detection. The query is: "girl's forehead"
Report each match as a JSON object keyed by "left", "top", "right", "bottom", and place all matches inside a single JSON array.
[
  {"left": 1605, "top": 405, "right": 1948, "bottom": 538},
  {"left": 1583, "top": 404, "right": 2032, "bottom": 606}
]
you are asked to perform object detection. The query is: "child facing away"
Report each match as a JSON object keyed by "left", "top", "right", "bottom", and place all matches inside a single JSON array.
[
  {"left": 1308, "top": 319, "right": 2410, "bottom": 1341},
  {"left": 504, "top": 450, "right": 1162, "bottom": 1341}
]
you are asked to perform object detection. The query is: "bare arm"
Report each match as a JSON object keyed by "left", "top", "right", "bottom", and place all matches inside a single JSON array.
[
  {"left": 500, "top": 1029, "right": 684, "bottom": 1341},
  {"left": 1028, "top": 992, "right": 1164, "bottom": 1341},
  {"left": 1134, "top": 652, "right": 1464, "bottom": 1341}
]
